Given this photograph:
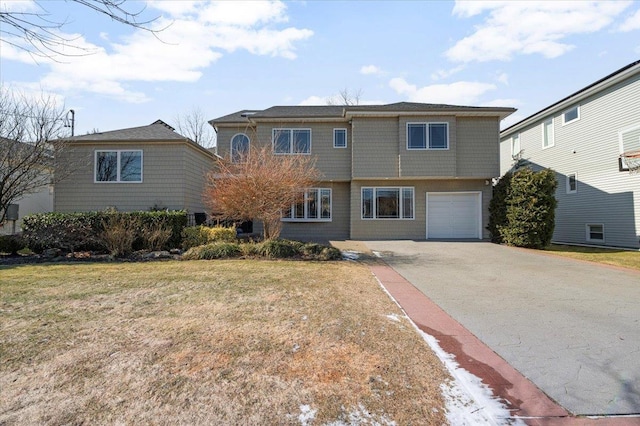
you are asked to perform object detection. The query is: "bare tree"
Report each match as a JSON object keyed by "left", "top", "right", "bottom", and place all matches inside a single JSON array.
[
  {"left": 0, "top": 88, "right": 70, "bottom": 223},
  {"left": 0, "top": 0, "right": 163, "bottom": 58},
  {"left": 203, "top": 146, "right": 322, "bottom": 240},
  {"left": 174, "top": 107, "right": 216, "bottom": 148},
  {"left": 326, "top": 88, "right": 363, "bottom": 106}
]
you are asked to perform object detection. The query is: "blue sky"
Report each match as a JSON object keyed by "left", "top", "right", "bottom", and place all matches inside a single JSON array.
[{"left": 1, "top": 0, "right": 639, "bottom": 144}]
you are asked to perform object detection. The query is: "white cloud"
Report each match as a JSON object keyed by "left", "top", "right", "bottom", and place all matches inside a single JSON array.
[
  {"left": 480, "top": 98, "right": 519, "bottom": 107},
  {"left": 0, "top": 0, "right": 37, "bottom": 13},
  {"left": 298, "top": 95, "right": 384, "bottom": 106},
  {"left": 298, "top": 95, "right": 330, "bottom": 106},
  {"left": 447, "top": 1, "right": 632, "bottom": 63},
  {"left": 2, "top": 0, "right": 313, "bottom": 102},
  {"left": 389, "top": 77, "right": 496, "bottom": 105},
  {"left": 617, "top": 9, "right": 640, "bottom": 31},
  {"left": 360, "top": 65, "right": 383, "bottom": 75},
  {"left": 430, "top": 65, "right": 465, "bottom": 81},
  {"left": 496, "top": 72, "right": 508, "bottom": 85}
]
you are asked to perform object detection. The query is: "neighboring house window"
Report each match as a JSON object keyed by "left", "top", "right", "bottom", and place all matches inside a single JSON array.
[
  {"left": 511, "top": 134, "right": 521, "bottom": 158},
  {"left": 361, "top": 187, "right": 414, "bottom": 219},
  {"left": 95, "top": 150, "right": 142, "bottom": 183},
  {"left": 407, "top": 123, "right": 449, "bottom": 150},
  {"left": 231, "top": 133, "right": 250, "bottom": 162},
  {"left": 566, "top": 172, "right": 578, "bottom": 194},
  {"left": 273, "top": 128, "right": 311, "bottom": 154},
  {"left": 333, "top": 128, "right": 347, "bottom": 148},
  {"left": 562, "top": 106, "right": 580, "bottom": 125},
  {"left": 542, "top": 118, "right": 554, "bottom": 149},
  {"left": 586, "top": 224, "right": 604, "bottom": 243},
  {"left": 282, "top": 188, "right": 331, "bottom": 221}
]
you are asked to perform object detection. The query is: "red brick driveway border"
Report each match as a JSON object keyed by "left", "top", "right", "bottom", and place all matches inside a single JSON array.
[{"left": 368, "top": 262, "right": 640, "bottom": 426}]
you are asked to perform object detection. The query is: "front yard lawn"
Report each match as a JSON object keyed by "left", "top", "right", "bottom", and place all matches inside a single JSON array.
[
  {"left": 0, "top": 260, "right": 449, "bottom": 425},
  {"left": 545, "top": 244, "right": 640, "bottom": 271}
]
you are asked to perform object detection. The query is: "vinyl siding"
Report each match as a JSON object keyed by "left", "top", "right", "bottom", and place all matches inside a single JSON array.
[
  {"left": 182, "top": 145, "right": 217, "bottom": 213},
  {"left": 349, "top": 179, "right": 491, "bottom": 240},
  {"left": 55, "top": 142, "right": 215, "bottom": 213},
  {"left": 352, "top": 117, "right": 399, "bottom": 178},
  {"left": 398, "top": 116, "right": 457, "bottom": 177},
  {"left": 500, "top": 71, "right": 640, "bottom": 248},
  {"left": 456, "top": 117, "right": 500, "bottom": 177}
]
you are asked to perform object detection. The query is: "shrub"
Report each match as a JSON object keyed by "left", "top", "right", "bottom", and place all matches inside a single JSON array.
[
  {"left": 487, "top": 172, "right": 512, "bottom": 244},
  {"left": 182, "top": 242, "right": 242, "bottom": 260},
  {"left": 259, "top": 239, "right": 300, "bottom": 259},
  {"left": 488, "top": 168, "right": 557, "bottom": 249},
  {"left": 181, "top": 225, "right": 236, "bottom": 250},
  {"left": 100, "top": 214, "right": 140, "bottom": 257},
  {"left": 318, "top": 246, "right": 342, "bottom": 261},
  {"left": 22, "top": 210, "right": 188, "bottom": 253},
  {"left": 0, "top": 234, "right": 25, "bottom": 255},
  {"left": 140, "top": 222, "right": 172, "bottom": 251},
  {"left": 22, "top": 212, "right": 104, "bottom": 253}
]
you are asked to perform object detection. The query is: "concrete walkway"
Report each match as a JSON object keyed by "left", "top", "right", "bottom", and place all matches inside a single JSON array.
[{"left": 362, "top": 241, "right": 640, "bottom": 423}]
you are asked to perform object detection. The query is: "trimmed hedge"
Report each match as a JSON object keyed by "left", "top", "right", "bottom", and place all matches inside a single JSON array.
[
  {"left": 183, "top": 239, "right": 342, "bottom": 261},
  {"left": 22, "top": 210, "right": 188, "bottom": 254},
  {"left": 488, "top": 168, "right": 557, "bottom": 249},
  {"left": 0, "top": 234, "right": 25, "bottom": 255}
]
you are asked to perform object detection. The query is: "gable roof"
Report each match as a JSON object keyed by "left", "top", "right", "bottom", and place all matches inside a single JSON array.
[
  {"left": 67, "top": 120, "right": 188, "bottom": 142},
  {"left": 501, "top": 59, "right": 640, "bottom": 138},
  {"left": 210, "top": 102, "right": 516, "bottom": 126}
]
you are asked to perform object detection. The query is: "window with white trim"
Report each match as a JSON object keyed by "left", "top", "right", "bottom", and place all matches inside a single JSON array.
[
  {"left": 586, "top": 224, "right": 604, "bottom": 243},
  {"left": 282, "top": 188, "right": 331, "bottom": 221},
  {"left": 230, "top": 133, "right": 250, "bottom": 162},
  {"left": 511, "top": 133, "right": 521, "bottom": 158},
  {"left": 95, "top": 150, "right": 142, "bottom": 183},
  {"left": 362, "top": 187, "right": 414, "bottom": 219},
  {"left": 333, "top": 128, "right": 347, "bottom": 148},
  {"left": 566, "top": 172, "right": 577, "bottom": 194},
  {"left": 273, "top": 128, "right": 311, "bottom": 154},
  {"left": 562, "top": 106, "right": 580, "bottom": 125},
  {"left": 407, "top": 123, "right": 449, "bottom": 150},
  {"left": 542, "top": 118, "right": 554, "bottom": 149}
]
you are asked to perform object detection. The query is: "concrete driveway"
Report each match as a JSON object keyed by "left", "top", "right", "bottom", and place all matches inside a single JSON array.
[{"left": 363, "top": 241, "right": 640, "bottom": 416}]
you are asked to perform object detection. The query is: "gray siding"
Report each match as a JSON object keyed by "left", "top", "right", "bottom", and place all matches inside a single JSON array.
[
  {"left": 500, "top": 72, "right": 640, "bottom": 248},
  {"left": 349, "top": 179, "right": 491, "bottom": 240},
  {"left": 352, "top": 118, "right": 399, "bottom": 178},
  {"left": 398, "top": 116, "right": 457, "bottom": 177},
  {"left": 55, "top": 142, "right": 215, "bottom": 213}
]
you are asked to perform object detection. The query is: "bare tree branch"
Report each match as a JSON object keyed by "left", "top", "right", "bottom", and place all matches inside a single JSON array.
[
  {"left": 326, "top": 88, "right": 363, "bottom": 106},
  {"left": 0, "top": 87, "right": 72, "bottom": 223},
  {"left": 0, "top": 0, "right": 165, "bottom": 59},
  {"left": 174, "top": 107, "right": 216, "bottom": 148}
]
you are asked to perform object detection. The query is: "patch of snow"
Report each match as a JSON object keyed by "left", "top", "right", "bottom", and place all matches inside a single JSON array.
[
  {"left": 372, "top": 275, "right": 525, "bottom": 426},
  {"left": 341, "top": 250, "right": 361, "bottom": 260},
  {"left": 298, "top": 404, "right": 317, "bottom": 425},
  {"left": 385, "top": 313, "right": 401, "bottom": 322}
]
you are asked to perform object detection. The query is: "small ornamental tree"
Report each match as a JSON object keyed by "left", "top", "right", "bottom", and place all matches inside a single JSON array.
[
  {"left": 488, "top": 167, "right": 558, "bottom": 249},
  {"left": 203, "top": 146, "right": 322, "bottom": 240}
]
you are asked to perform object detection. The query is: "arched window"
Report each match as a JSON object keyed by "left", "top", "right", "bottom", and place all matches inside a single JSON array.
[{"left": 231, "top": 133, "right": 250, "bottom": 162}]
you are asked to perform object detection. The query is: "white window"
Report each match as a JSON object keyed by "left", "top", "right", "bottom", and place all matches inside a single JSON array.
[
  {"left": 230, "top": 133, "right": 250, "bottom": 162},
  {"left": 562, "top": 106, "right": 580, "bottom": 125},
  {"left": 273, "top": 128, "right": 311, "bottom": 154},
  {"left": 542, "top": 119, "right": 554, "bottom": 149},
  {"left": 586, "top": 224, "right": 604, "bottom": 243},
  {"left": 282, "top": 188, "right": 331, "bottom": 221},
  {"left": 407, "top": 123, "right": 449, "bottom": 150},
  {"left": 95, "top": 150, "right": 142, "bottom": 183},
  {"left": 566, "top": 172, "right": 577, "bottom": 194},
  {"left": 361, "top": 187, "right": 414, "bottom": 220},
  {"left": 511, "top": 134, "right": 521, "bottom": 158},
  {"left": 333, "top": 128, "right": 347, "bottom": 148}
]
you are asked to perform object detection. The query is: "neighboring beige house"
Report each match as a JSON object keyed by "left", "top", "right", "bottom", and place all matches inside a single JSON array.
[
  {"left": 500, "top": 60, "right": 640, "bottom": 249},
  {"left": 210, "top": 102, "right": 515, "bottom": 241},
  {"left": 55, "top": 120, "right": 216, "bottom": 221},
  {"left": 0, "top": 186, "right": 53, "bottom": 235}
]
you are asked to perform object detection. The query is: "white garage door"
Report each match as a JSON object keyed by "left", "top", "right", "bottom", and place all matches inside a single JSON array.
[{"left": 426, "top": 192, "right": 482, "bottom": 239}]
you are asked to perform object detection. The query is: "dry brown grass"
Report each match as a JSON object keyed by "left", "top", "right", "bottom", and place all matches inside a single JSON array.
[{"left": 0, "top": 260, "right": 449, "bottom": 425}]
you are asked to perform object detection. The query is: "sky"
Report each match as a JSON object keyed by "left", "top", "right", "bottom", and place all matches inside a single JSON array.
[{"left": 1, "top": 0, "right": 640, "bottom": 145}]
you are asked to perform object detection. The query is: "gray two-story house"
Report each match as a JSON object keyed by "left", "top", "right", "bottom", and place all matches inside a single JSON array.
[
  {"left": 500, "top": 60, "right": 640, "bottom": 249},
  {"left": 211, "top": 102, "right": 515, "bottom": 241}
]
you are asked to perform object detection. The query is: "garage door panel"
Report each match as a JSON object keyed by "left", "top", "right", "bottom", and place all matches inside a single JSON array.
[{"left": 427, "top": 192, "right": 480, "bottom": 239}]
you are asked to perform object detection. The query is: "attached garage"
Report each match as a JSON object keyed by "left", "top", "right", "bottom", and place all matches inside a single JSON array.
[{"left": 426, "top": 192, "right": 482, "bottom": 239}]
